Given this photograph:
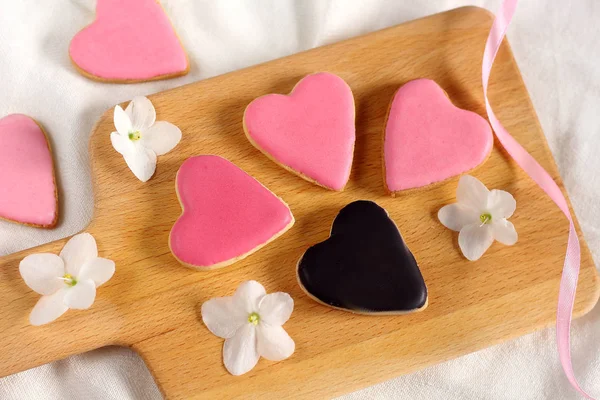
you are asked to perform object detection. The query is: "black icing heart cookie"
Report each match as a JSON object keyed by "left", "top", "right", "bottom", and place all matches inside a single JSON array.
[{"left": 297, "top": 200, "right": 428, "bottom": 314}]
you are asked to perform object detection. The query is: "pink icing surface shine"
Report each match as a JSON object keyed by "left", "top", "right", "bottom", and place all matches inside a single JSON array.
[
  {"left": 170, "top": 156, "right": 293, "bottom": 268},
  {"left": 384, "top": 79, "right": 493, "bottom": 191},
  {"left": 69, "top": 0, "right": 188, "bottom": 80},
  {"left": 244, "top": 72, "right": 355, "bottom": 191},
  {"left": 0, "top": 114, "right": 56, "bottom": 226}
]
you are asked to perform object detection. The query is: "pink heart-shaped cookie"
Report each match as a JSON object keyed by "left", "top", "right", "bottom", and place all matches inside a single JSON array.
[
  {"left": 169, "top": 156, "right": 294, "bottom": 269},
  {"left": 0, "top": 114, "right": 58, "bottom": 228},
  {"left": 243, "top": 72, "right": 355, "bottom": 191},
  {"left": 384, "top": 79, "right": 493, "bottom": 193},
  {"left": 69, "top": 0, "right": 189, "bottom": 82}
]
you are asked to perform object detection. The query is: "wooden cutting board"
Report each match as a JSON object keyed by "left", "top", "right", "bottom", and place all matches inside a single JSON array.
[{"left": 0, "top": 6, "right": 597, "bottom": 399}]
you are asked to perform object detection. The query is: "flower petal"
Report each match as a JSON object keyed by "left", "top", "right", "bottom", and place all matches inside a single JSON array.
[
  {"left": 256, "top": 324, "right": 295, "bottom": 361},
  {"left": 233, "top": 281, "right": 266, "bottom": 313},
  {"left": 19, "top": 254, "right": 65, "bottom": 295},
  {"left": 125, "top": 96, "right": 156, "bottom": 131},
  {"left": 111, "top": 132, "right": 133, "bottom": 156},
  {"left": 457, "top": 175, "right": 489, "bottom": 211},
  {"left": 78, "top": 258, "right": 115, "bottom": 287},
  {"left": 202, "top": 297, "right": 247, "bottom": 339},
  {"left": 458, "top": 223, "right": 494, "bottom": 261},
  {"left": 492, "top": 220, "right": 518, "bottom": 245},
  {"left": 140, "top": 121, "right": 182, "bottom": 156},
  {"left": 223, "top": 323, "right": 260, "bottom": 376},
  {"left": 60, "top": 233, "right": 98, "bottom": 277},
  {"left": 113, "top": 105, "right": 132, "bottom": 136},
  {"left": 63, "top": 279, "right": 96, "bottom": 310},
  {"left": 488, "top": 189, "right": 517, "bottom": 220},
  {"left": 123, "top": 145, "right": 157, "bottom": 182},
  {"left": 258, "top": 292, "right": 293, "bottom": 326},
  {"left": 438, "top": 204, "right": 480, "bottom": 232},
  {"left": 29, "top": 288, "right": 68, "bottom": 326}
]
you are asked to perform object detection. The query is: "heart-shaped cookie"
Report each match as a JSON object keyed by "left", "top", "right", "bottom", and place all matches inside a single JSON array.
[
  {"left": 169, "top": 156, "right": 294, "bottom": 270},
  {"left": 0, "top": 114, "right": 58, "bottom": 228},
  {"left": 297, "top": 200, "right": 427, "bottom": 314},
  {"left": 243, "top": 72, "right": 355, "bottom": 191},
  {"left": 384, "top": 79, "right": 493, "bottom": 194},
  {"left": 69, "top": 0, "right": 189, "bottom": 82}
]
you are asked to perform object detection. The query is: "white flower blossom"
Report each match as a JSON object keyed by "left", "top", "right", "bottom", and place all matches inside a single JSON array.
[
  {"left": 201, "top": 280, "right": 295, "bottom": 375},
  {"left": 19, "top": 233, "right": 115, "bottom": 325},
  {"left": 438, "top": 175, "right": 518, "bottom": 261},
  {"left": 111, "top": 96, "right": 181, "bottom": 182}
]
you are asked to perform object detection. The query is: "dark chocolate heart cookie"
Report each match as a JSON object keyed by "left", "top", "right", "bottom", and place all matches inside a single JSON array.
[{"left": 297, "top": 200, "right": 427, "bottom": 314}]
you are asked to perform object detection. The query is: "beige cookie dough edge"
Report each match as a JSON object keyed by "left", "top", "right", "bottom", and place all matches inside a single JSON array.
[
  {"left": 168, "top": 160, "right": 296, "bottom": 271},
  {"left": 295, "top": 203, "right": 428, "bottom": 316},
  {"left": 242, "top": 72, "right": 356, "bottom": 192},
  {"left": 0, "top": 118, "right": 59, "bottom": 229},
  {"left": 382, "top": 83, "right": 494, "bottom": 197},
  {"left": 68, "top": 0, "right": 191, "bottom": 84}
]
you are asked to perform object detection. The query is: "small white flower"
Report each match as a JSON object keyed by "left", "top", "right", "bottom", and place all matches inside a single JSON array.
[
  {"left": 201, "top": 280, "right": 295, "bottom": 376},
  {"left": 110, "top": 96, "right": 182, "bottom": 182},
  {"left": 19, "top": 233, "right": 115, "bottom": 326},
  {"left": 438, "top": 175, "right": 518, "bottom": 261}
]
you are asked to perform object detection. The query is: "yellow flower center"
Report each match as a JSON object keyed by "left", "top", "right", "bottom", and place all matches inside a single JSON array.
[
  {"left": 248, "top": 312, "right": 260, "bottom": 325},
  {"left": 128, "top": 131, "right": 141, "bottom": 141},
  {"left": 63, "top": 273, "right": 77, "bottom": 287},
  {"left": 480, "top": 213, "right": 492, "bottom": 224}
]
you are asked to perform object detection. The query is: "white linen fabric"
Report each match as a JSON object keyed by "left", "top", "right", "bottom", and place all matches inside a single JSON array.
[{"left": 0, "top": 0, "right": 599, "bottom": 398}]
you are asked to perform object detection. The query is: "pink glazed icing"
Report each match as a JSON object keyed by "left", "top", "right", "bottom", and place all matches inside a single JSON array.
[
  {"left": 243, "top": 72, "right": 355, "bottom": 191},
  {"left": 69, "top": 0, "right": 188, "bottom": 81},
  {"left": 0, "top": 114, "right": 57, "bottom": 227},
  {"left": 384, "top": 79, "right": 493, "bottom": 192},
  {"left": 169, "top": 156, "right": 294, "bottom": 269}
]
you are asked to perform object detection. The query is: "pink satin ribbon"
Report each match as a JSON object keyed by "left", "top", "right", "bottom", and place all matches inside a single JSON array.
[{"left": 483, "top": 1, "right": 593, "bottom": 398}]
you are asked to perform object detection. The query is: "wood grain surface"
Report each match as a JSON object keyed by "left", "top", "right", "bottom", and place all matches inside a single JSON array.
[{"left": 0, "top": 6, "right": 597, "bottom": 399}]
